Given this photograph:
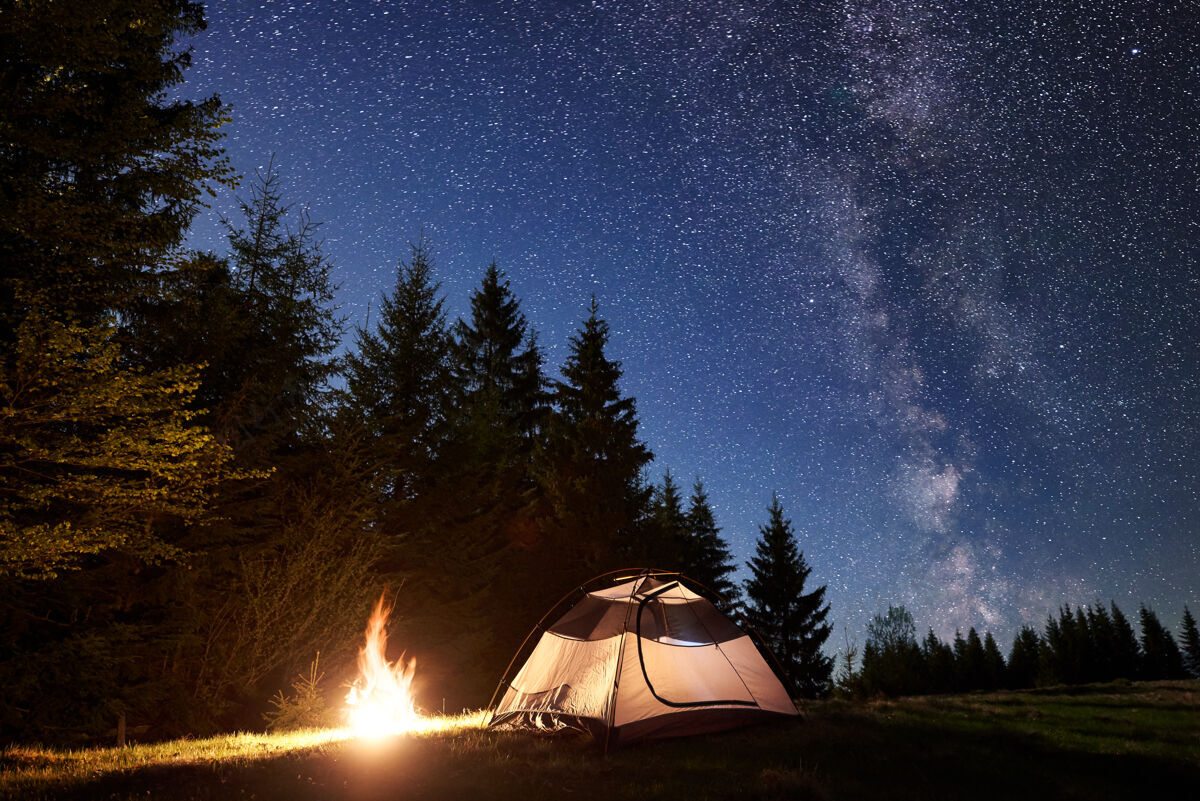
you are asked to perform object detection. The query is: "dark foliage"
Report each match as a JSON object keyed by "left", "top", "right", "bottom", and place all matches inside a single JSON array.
[
  {"left": 0, "top": 0, "right": 234, "bottom": 336},
  {"left": 1181, "top": 607, "right": 1200, "bottom": 679},
  {"left": 682, "top": 480, "right": 741, "bottom": 606},
  {"left": 860, "top": 606, "right": 923, "bottom": 697},
  {"left": 1007, "top": 626, "right": 1041, "bottom": 689},
  {"left": 535, "top": 298, "right": 652, "bottom": 582},
  {"left": 1138, "top": 606, "right": 1187, "bottom": 680},
  {"left": 743, "top": 495, "right": 833, "bottom": 697}
]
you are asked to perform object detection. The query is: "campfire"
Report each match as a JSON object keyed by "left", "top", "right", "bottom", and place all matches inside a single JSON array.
[{"left": 344, "top": 594, "right": 420, "bottom": 737}]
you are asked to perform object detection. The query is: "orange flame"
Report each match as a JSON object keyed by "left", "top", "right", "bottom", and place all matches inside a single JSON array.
[{"left": 345, "top": 594, "right": 419, "bottom": 737}]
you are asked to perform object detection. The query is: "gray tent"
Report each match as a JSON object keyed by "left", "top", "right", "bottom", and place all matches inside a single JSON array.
[{"left": 487, "top": 570, "right": 798, "bottom": 750}]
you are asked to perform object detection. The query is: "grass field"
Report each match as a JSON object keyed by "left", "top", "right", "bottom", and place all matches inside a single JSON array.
[{"left": 3, "top": 681, "right": 1197, "bottom": 800}]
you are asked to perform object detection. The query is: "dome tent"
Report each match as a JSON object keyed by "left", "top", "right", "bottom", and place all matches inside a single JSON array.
[{"left": 487, "top": 569, "right": 798, "bottom": 751}]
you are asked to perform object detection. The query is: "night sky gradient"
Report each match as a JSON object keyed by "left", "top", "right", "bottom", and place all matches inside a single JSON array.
[{"left": 181, "top": 0, "right": 1198, "bottom": 648}]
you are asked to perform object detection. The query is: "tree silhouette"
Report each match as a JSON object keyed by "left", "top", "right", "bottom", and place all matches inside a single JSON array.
[
  {"left": 536, "top": 298, "right": 651, "bottom": 578},
  {"left": 682, "top": 480, "right": 740, "bottom": 605},
  {"left": 1007, "top": 626, "right": 1042, "bottom": 689},
  {"left": 1086, "top": 603, "right": 1117, "bottom": 681},
  {"left": 1109, "top": 603, "right": 1141, "bottom": 680},
  {"left": 963, "top": 628, "right": 987, "bottom": 690},
  {"left": 860, "top": 606, "right": 922, "bottom": 696},
  {"left": 1139, "top": 606, "right": 1186, "bottom": 680},
  {"left": 1180, "top": 607, "right": 1200, "bottom": 679},
  {"left": 743, "top": 494, "right": 832, "bottom": 696},
  {"left": 648, "top": 470, "right": 688, "bottom": 568},
  {"left": 344, "top": 235, "right": 453, "bottom": 505},
  {"left": 921, "top": 629, "right": 955, "bottom": 693},
  {"left": 982, "top": 631, "right": 1007, "bottom": 691}
]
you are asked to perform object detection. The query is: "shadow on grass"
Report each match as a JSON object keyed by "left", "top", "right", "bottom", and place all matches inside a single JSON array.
[{"left": 784, "top": 704, "right": 1198, "bottom": 801}]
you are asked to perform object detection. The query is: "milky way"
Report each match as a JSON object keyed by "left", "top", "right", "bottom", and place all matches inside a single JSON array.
[{"left": 181, "top": 0, "right": 1198, "bottom": 648}]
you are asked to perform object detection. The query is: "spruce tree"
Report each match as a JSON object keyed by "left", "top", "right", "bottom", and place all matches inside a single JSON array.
[
  {"left": 952, "top": 630, "right": 969, "bottom": 691},
  {"left": 452, "top": 262, "right": 547, "bottom": 445},
  {"left": 218, "top": 160, "right": 343, "bottom": 455},
  {"left": 1180, "top": 606, "right": 1200, "bottom": 679},
  {"left": 1139, "top": 606, "right": 1186, "bottom": 680},
  {"left": 982, "top": 631, "right": 1006, "bottom": 691},
  {"left": 1087, "top": 603, "right": 1117, "bottom": 681},
  {"left": 1109, "top": 602, "right": 1141, "bottom": 680},
  {"left": 1041, "top": 605, "right": 1089, "bottom": 685},
  {"left": 434, "top": 263, "right": 548, "bottom": 704},
  {"left": 742, "top": 494, "right": 832, "bottom": 697},
  {"left": 649, "top": 470, "right": 688, "bottom": 569},
  {"left": 1058, "top": 605, "right": 1089, "bottom": 684},
  {"left": 1007, "top": 626, "right": 1042, "bottom": 689},
  {"left": 921, "top": 629, "right": 955, "bottom": 694},
  {"left": 0, "top": 0, "right": 252, "bottom": 740},
  {"left": 0, "top": 0, "right": 233, "bottom": 333},
  {"left": 537, "top": 298, "right": 651, "bottom": 578},
  {"left": 683, "top": 480, "right": 740, "bottom": 605},
  {"left": 964, "top": 628, "right": 987, "bottom": 690},
  {"left": 343, "top": 236, "right": 453, "bottom": 504}
]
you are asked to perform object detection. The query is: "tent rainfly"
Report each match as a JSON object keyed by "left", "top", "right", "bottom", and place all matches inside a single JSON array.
[{"left": 487, "top": 570, "right": 798, "bottom": 750}]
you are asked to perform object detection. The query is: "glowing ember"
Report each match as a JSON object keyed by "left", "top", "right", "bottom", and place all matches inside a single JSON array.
[{"left": 345, "top": 594, "right": 419, "bottom": 737}]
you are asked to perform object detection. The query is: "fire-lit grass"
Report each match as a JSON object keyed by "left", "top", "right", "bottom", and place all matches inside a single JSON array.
[
  {"left": 0, "top": 712, "right": 488, "bottom": 798},
  {"left": 0, "top": 728, "right": 344, "bottom": 795},
  {"left": 2, "top": 683, "right": 1198, "bottom": 800}
]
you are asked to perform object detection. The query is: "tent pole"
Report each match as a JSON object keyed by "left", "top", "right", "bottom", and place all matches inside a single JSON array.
[
  {"left": 601, "top": 570, "right": 646, "bottom": 754},
  {"left": 485, "top": 569, "right": 663, "bottom": 719}
]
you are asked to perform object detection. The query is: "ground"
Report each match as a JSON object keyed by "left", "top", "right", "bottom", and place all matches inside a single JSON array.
[{"left": 3, "top": 680, "right": 1197, "bottom": 800}]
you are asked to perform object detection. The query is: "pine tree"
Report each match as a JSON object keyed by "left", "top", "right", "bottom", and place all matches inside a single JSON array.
[
  {"left": 649, "top": 470, "right": 688, "bottom": 569},
  {"left": 537, "top": 298, "right": 651, "bottom": 578},
  {"left": 1180, "top": 606, "right": 1200, "bottom": 679},
  {"left": 217, "top": 159, "right": 343, "bottom": 456},
  {"left": 453, "top": 262, "right": 547, "bottom": 444},
  {"left": 0, "top": 0, "right": 242, "bottom": 742},
  {"left": 982, "top": 631, "right": 1006, "bottom": 691},
  {"left": 421, "top": 263, "right": 549, "bottom": 705},
  {"left": 1139, "top": 606, "right": 1186, "bottom": 680},
  {"left": 952, "top": 630, "right": 969, "bottom": 691},
  {"left": 1086, "top": 603, "right": 1116, "bottom": 681},
  {"left": 343, "top": 236, "right": 453, "bottom": 505},
  {"left": 1007, "top": 626, "right": 1042, "bottom": 689},
  {"left": 742, "top": 494, "right": 832, "bottom": 697},
  {"left": 1041, "top": 605, "right": 1089, "bottom": 685},
  {"left": 1059, "top": 605, "right": 1090, "bottom": 684},
  {"left": 1109, "top": 602, "right": 1141, "bottom": 680},
  {"left": 444, "top": 262, "right": 546, "bottom": 571},
  {"left": 682, "top": 480, "right": 740, "bottom": 605},
  {"left": 0, "top": 0, "right": 233, "bottom": 334},
  {"left": 921, "top": 629, "right": 955, "bottom": 694},
  {"left": 964, "top": 628, "right": 987, "bottom": 690}
]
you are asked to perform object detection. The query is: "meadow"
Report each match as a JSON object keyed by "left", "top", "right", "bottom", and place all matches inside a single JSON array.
[{"left": 3, "top": 681, "right": 1197, "bottom": 800}]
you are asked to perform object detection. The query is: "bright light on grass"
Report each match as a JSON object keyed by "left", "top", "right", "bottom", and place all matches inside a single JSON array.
[{"left": 0, "top": 713, "right": 489, "bottom": 795}]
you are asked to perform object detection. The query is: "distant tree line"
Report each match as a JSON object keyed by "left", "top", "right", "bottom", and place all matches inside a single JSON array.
[
  {"left": 0, "top": 0, "right": 834, "bottom": 742},
  {"left": 842, "top": 603, "right": 1200, "bottom": 698}
]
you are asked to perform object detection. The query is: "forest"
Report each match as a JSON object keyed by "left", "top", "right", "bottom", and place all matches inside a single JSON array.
[
  {"left": 846, "top": 602, "right": 1200, "bottom": 698},
  {"left": 0, "top": 0, "right": 836, "bottom": 742},
  {"left": 3, "top": 1, "right": 1198, "bottom": 749}
]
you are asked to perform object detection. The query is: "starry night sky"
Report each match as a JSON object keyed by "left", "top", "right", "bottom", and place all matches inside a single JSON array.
[{"left": 181, "top": 0, "right": 1198, "bottom": 647}]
